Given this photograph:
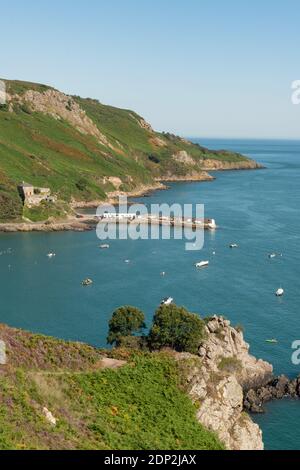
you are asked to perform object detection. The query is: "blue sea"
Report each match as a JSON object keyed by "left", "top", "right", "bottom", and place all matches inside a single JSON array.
[{"left": 0, "top": 138, "right": 300, "bottom": 450}]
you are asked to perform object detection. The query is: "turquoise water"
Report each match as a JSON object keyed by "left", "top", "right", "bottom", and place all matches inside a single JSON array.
[{"left": 1, "top": 138, "right": 300, "bottom": 449}]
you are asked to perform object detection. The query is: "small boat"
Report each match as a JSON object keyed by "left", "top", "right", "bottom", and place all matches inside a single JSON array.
[
  {"left": 269, "top": 252, "right": 283, "bottom": 259},
  {"left": 230, "top": 244, "right": 239, "bottom": 249},
  {"left": 195, "top": 261, "right": 209, "bottom": 268},
  {"left": 161, "top": 297, "right": 174, "bottom": 306},
  {"left": 160, "top": 272, "right": 166, "bottom": 277},
  {"left": 82, "top": 278, "right": 93, "bottom": 286},
  {"left": 266, "top": 339, "right": 278, "bottom": 344},
  {"left": 124, "top": 259, "right": 130, "bottom": 264},
  {"left": 275, "top": 288, "right": 284, "bottom": 297},
  {"left": 47, "top": 253, "right": 56, "bottom": 258},
  {"left": 99, "top": 244, "right": 110, "bottom": 249}
]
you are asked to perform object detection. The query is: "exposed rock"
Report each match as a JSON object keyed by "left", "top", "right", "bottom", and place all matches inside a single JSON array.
[
  {"left": 149, "top": 136, "right": 167, "bottom": 147},
  {"left": 157, "top": 171, "right": 214, "bottom": 183},
  {"left": 201, "top": 158, "right": 263, "bottom": 171},
  {"left": 42, "top": 407, "right": 57, "bottom": 426},
  {"left": 10, "top": 89, "right": 113, "bottom": 149},
  {"left": 0, "top": 341, "right": 6, "bottom": 365},
  {"left": 172, "top": 150, "right": 196, "bottom": 166},
  {"left": 199, "top": 316, "right": 273, "bottom": 390},
  {"left": 244, "top": 375, "right": 300, "bottom": 413},
  {"left": 177, "top": 316, "right": 273, "bottom": 450},
  {"left": 138, "top": 118, "right": 154, "bottom": 133},
  {"left": 103, "top": 176, "right": 123, "bottom": 190}
]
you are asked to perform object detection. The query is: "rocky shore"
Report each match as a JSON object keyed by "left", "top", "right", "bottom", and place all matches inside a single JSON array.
[
  {"left": 156, "top": 171, "right": 215, "bottom": 183},
  {"left": 201, "top": 158, "right": 264, "bottom": 171},
  {"left": 244, "top": 375, "right": 300, "bottom": 414},
  {"left": 0, "top": 216, "right": 98, "bottom": 233}
]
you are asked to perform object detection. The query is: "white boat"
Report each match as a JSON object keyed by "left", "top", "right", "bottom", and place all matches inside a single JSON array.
[
  {"left": 230, "top": 244, "right": 239, "bottom": 249},
  {"left": 269, "top": 253, "right": 276, "bottom": 259},
  {"left": 275, "top": 288, "right": 284, "bottom": 297},
  {"left": 161, "top": 297, "right": 174, "bottom": 306},
  {"left": 160, "top": 272, "right": 166, "bottom": 277},
  {"left": 266, "top": 339, "right": 278, "bottom": 344},
  {"left": 47, "top": 253, "right": 56, "bottom": 258},
  {"left": 195, "top": 261, "right": 209, "bottom": 268},
  {"left": 82, "top": 278, "right": 93, "bottom": 286},
  {"left": 99, "top": 244, "right": 110, "bottom": 249}
]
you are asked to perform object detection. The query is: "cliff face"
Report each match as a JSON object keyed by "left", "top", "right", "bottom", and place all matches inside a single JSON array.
[
  {"left": 178, "top": 316, "right": 273, "bottom": 450},
  {"left": 201, "top": 159, "right": 263, "bottom": 171}
]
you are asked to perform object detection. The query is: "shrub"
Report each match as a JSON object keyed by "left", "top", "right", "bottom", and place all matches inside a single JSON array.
[
  {"left": 218, "top": 357, "right": 242, "bottom": 374},
  {"left": 148, "top": 154, "right": 160, "bottom": 164},
  {"left": 148, "top": 304, "right": 206, "bottom": 354},
  {"left": 107, "top": 306, "right": 146, "bottom": 347},
  {"left": 75, "top": 178, "right": 88, "bottom": 192}
]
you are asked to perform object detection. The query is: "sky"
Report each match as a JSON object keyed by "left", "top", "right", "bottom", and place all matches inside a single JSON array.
[{"left": 1, "top": 0, "right": 300, "bottom": 139}]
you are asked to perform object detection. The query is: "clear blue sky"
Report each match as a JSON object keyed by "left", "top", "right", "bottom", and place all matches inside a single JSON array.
[{"left": 1, "top": 0, "right": 300, "bottom": 139}]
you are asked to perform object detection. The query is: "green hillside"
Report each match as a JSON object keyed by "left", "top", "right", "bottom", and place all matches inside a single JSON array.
[
  {"left": 0, "top": 325, "right": 223, "bottom": 450},
  {"left": 0, "top": 79, "right": 254, "bottom": 222}
]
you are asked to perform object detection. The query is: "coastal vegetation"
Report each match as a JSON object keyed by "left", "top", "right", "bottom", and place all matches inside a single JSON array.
[
  {"left": 0, "top": 79, "right": 257, "bottom": 222},
  {"left": 107, "top": 304, "right": 206, "bottom": 354},
  {"left": 0, "top": 323, "right": 223, "bottom": 450},
  {"left": 107, "top": 306, "right": 146, "bottom": 347},
  {"left": 148, "top": 305, "right": 206, "bottom": 354},
  {"left": 0, "top": 306, "right": 273, "bottom": 450}
]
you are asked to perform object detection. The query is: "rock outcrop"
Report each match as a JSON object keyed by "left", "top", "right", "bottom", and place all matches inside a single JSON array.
[
  {"left": 172, "top": 150, "right": 197, "bottom": 166},
  {"left": 244, "top": 375, "right": 300, "bottom": 413},
  {"left": 0, "top": 341, "right": 6, "bottom": 365},
  {"left": 157, "top": 172, "right": 214, "bottom": 183},
  {"left": 8, "top": 89, "right": 112, "bottom": 148},
  {"left": 178, "top": 316, "right": 273, "bottom": 450},
  {"left": 198, "top": 316, "right": 273, "bottom": 390},
  {"left": 201, "top": 158, "right": 263, "bottom": 171}
]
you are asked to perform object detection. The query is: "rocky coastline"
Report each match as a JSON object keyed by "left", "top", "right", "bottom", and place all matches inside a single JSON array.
[
  {"left": 244, "top": 375, "right": 300, "bottom": 414},
  {"left": 201, "top": 159, "right": 264, "bottom": 172},
  {"left": 0, "top": 216, "right": 98, "bottom": 233},
  {"left": 178, "top": 316, "right": 273, "bottom": 450},
  {"left": 0, "top": 161, "right": 263, "bottom": 233}
]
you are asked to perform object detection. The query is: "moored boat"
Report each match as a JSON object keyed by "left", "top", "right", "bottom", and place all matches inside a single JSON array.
[
  {"left": 195, "top": 261, "right": 209, "bottom": 268},
  {"left": 161, "top": 297, "right": 174, "bottom": 306}
]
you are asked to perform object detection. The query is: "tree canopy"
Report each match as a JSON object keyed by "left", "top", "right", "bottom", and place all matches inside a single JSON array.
[
  {"left": 148, "top": 304, "right": 206, "bottom": 354},
  {"left": 107, "top": 306, "right": 146, "bottom": 346}
]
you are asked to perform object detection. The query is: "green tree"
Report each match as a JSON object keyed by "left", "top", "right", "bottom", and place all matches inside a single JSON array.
[
  {"left": 107, "top": 306, "right": 146, "bottom": 346},
  {"left": 149, "top": 304, "right": 206, "bottom": 354}
]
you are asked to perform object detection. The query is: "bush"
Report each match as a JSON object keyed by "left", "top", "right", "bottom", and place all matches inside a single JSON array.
[
  {"left": 107, "top": 306, "right": 146, "bottom": 347},
  {"left": 218, "top": 357, "right": 242, "bottom": 374},
  {"left": 117, "top": 335, "right": 148, "bottom": 350},
  {"left": 148, "top": 304, "right": 206, "bottom": 354},
  {"left": 76, "top": 178, "right": 88, "bottom": 192}
]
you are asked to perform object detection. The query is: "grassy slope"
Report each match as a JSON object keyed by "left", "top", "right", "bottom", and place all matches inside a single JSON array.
[
  {"left": 0, "top": 79, "right": 250, "bottom": 222},
  {"left": 0, "top": 325, "right": 223, "bottom": 450}
]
